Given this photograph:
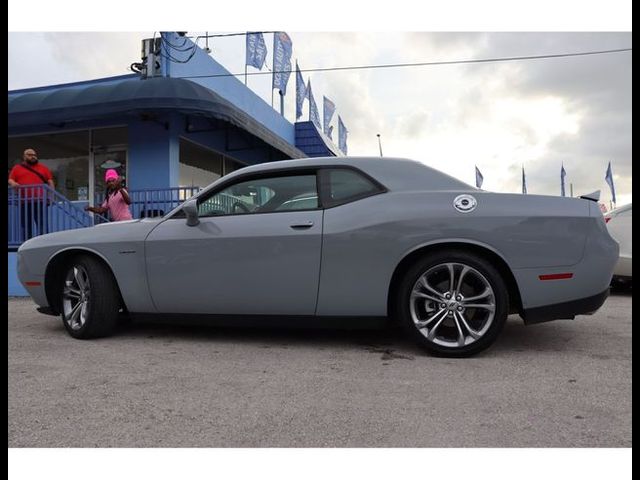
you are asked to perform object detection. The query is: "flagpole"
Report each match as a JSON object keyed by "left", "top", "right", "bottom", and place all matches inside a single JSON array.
[
  {"left": 279, "top": 90, "right": 284, "bottom": 117},
  {"left": 244, "top": 31, "right": 248, "bottom": 85},
  {"left": 308, "top": 81, "right": 311, "bottom": 122},
  {"left": 271, "top": 32, "right": 275, "bottom": 109}
]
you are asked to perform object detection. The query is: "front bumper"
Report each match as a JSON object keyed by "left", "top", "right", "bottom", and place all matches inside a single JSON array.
[
  {"left": 521, "top": 287, "right": 610, "bottom": 325},
  {"left": 16, "top": 250, "right": 49, "bottom": 308}
]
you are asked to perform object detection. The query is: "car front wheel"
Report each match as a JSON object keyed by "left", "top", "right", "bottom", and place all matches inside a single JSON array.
[
  {"left": 60, "top": 255, "right": 120, "bottom": 339},
  {"left": 397, "top": 251, "right": 509, "bottom": 357}
]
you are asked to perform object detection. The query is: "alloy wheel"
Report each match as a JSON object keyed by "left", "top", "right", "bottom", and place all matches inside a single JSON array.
[
  {"left": 62, "top": 265, "right": 91, "bottom": 331},
  {"left": 409, "top": 262, "right": 496, "bottom": 348}
]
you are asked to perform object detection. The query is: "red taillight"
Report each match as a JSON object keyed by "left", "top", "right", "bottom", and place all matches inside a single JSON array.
[
  {"left": 25, "top": 281, "right": 42, "bottom": 286},
  {"left": 539, "top": 273, "right": 574, "bottom": 281}
]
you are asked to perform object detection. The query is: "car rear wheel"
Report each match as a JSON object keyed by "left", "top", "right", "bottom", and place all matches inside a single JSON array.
[
  {"left": 60, "top": 255, "right": 120, "bottom": 339},
  {"left": 397, "top": 250, "right": 508, "bottom": 357}
]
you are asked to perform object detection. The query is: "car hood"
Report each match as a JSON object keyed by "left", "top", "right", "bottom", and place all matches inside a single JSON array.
[{"left": 18, "top": 218, "right": 163, "bottom": 252}]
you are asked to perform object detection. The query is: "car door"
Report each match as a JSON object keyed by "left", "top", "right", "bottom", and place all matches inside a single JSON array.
[{"left": 145, "top": 171, "right": 323, "bottom": 315}]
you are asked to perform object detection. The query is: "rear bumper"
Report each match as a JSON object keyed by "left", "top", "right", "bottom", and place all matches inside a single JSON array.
[{"left": 521, "top": 288, "right": 610, "bottom": 325}]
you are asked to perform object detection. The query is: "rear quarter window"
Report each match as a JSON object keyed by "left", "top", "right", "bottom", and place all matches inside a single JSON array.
[{"left": 323, "top": 168, "right": 384, "bottom": 207}]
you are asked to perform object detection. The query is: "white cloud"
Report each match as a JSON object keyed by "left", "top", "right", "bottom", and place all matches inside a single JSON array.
[{"left": 8, "top": 32, "right": 151, "bottom": 89}]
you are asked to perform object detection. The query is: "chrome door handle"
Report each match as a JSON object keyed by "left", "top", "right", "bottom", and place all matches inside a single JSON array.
[{"left": 289, "top": 221, "right": 314, "bottom": 229}]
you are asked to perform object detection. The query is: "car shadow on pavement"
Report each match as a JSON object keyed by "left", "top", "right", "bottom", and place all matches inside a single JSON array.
[
  {"left": 39, "top": 285, "right": 630, "bottom": 358},
  {"left": 92, "top": 313, "right": 606, "bottom": 359},
  {"left": 119, "top": 318, "right": 411, "bottom": 349},
  {"left": 609, "top": 285, "right": 633, "bottom": 296},
  {"left": 491, "top": 317, "right": 587, "bottom": 354}
]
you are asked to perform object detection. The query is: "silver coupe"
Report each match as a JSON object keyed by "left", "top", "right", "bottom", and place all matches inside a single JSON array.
[{"left": 17, "top": 157, "right": 618, "bottom": 356}]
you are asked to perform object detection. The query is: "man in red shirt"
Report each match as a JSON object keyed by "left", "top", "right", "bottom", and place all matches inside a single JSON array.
[{"left": 8, "top": 148, "right": 55, "bottom": 241}]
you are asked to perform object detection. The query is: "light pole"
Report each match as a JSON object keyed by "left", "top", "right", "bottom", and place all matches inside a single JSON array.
[{"left": 377, "top": 133, "right": 383, "bottom": 157}]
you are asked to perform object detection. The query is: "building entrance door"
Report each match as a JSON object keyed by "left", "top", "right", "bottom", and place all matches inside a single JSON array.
[{"left": 91, "top": 149, "right": 127, "bottom": 206}]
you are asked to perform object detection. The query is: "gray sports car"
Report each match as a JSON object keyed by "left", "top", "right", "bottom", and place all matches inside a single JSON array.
[{"left": 17, "top": 157, "right": 618, "bottom": 356}]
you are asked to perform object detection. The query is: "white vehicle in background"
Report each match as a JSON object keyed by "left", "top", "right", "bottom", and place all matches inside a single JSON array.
[{"left": 605, "top": 203, "right": 632, "bottom": 285}]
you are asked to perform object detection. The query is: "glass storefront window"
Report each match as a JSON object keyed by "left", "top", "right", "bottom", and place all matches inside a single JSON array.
[
  {"left": 179, "top": 138, "right": 223, "bottom": 189},
  {"left": 92, "top": 126, "right": 128, "bottom": 148},
  {"left": 8, "top": 131, "right": 89, "bottom": 201},
  {"left": 8, "top": 127, "right": 129, "bottom": 203},
  {"left": 224, "top": 157, "right": 245, "bottom": 174},
  {"left": 92, "top": 127, "right": 128, "bottom": 202}
]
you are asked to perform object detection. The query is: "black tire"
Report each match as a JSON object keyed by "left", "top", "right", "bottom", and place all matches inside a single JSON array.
[
  {"left": 396, "top": 250, "right": 509, "bottom": 357},
  {"left": 59, "top": 254, "right": 120, "bottom": 339}
]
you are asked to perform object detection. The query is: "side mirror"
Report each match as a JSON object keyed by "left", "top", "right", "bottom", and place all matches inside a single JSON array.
[{"left": 182, "top": 198, "right": 200, "bottom": 226}]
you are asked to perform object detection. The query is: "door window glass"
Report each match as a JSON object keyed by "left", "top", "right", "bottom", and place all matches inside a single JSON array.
[{"left": 198, "top": 174, "right": 318, "bottom": 217}]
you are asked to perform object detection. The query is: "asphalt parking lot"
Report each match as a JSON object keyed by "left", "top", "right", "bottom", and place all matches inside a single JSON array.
[{"left": 8, "top": 291, "right": 632, "bottom": 448}]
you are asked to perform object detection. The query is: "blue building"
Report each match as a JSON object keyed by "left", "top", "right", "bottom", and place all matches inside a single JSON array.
[{"left": 8, "top": 32, "right": 342, "bottom": 295}]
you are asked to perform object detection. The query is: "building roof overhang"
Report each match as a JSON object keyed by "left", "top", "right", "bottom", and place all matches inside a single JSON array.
[{"left": 8, "top": 76, "right": 305, "bottom": 159}]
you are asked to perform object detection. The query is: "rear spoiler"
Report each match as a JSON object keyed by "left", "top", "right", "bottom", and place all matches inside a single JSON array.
[{"left": 579, "top": 190, "right": 600, "bottom": 202}]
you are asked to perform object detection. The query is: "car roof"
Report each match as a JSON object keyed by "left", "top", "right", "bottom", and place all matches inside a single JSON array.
[{"left": 220, "top": 156, "right": 474, "bottom": 192}]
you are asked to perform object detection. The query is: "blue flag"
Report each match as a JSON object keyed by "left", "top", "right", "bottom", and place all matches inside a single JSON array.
[
  {"left": 308, "top": 81, "right": 321, "bottom": 130},
  {"left": 323, "top": 96, "right": 336, "bottom": 138},
  {"left": 338, "top": 116, "right": 348, "bottom": 155},
  {"left": 246, "top": 32, "right": 267, "bottom": 70},
  {"left": 522, "top": 166, "right": 527, "bottom": 194},
  {"left": 475, "top": 166, "right": 484, "bottom": 189},
  {"left": 295, "top": 62, "right": 306, "bottom": 120},
  {"left": 561, "top": 164, "right": 566, "bottom": 197},
  {"left": 272, "top": 32, "right": 293, "bottom": 94},
  {"left": 605, "top": 161, "right": 616, "bottom": 204}
]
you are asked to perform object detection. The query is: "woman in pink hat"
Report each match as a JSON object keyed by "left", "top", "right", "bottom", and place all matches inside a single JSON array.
[{"left": 85, "top": 169, "right": 133, "bottom": 221}]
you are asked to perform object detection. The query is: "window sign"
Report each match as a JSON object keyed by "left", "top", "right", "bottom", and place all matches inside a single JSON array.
[{"left": 77, "top": 186, "right": 88, "bottom": 201}]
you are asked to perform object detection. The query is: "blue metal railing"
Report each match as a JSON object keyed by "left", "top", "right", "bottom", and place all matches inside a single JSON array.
[
  {"left": 198, "top": 192, "right": 247, "bottom": 215},
  {"left": 8, "top": 184, "right": 106, "bottom": 248},
  {"left": 93, "top": 186, "right": 201, "bottom": 222},
  {"left": 8, "top": 185, "right": 201, "bottom": 249}
]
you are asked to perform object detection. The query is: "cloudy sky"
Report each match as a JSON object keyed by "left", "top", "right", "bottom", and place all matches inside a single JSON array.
[{"left": 8, "top": 31, "right": 632, "bottom": 206}]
